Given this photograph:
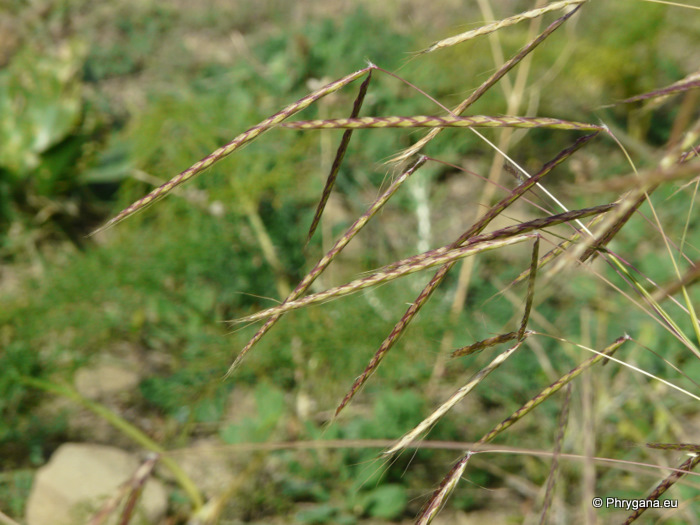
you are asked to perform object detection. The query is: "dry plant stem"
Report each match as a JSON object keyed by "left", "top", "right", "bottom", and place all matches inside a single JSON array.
[
  {"left": 419, "top": 0, "right": 586, "bottom": 54},
  {"left": 283, "top": 115, "right": 602, "bottom": 131},
  {"left": 92, "top": 66, "right": 372, "bottom": 233},
  {"left": 539, "top": 384, "right": 571, "bottom": 525},
  {"left": 226, "top": 156, "right": 427, "bottom": 375},
  {"left": 306, "top": 70, "right": 373, "bottom": 244},
  {"left": 119, "top": 456, "right": 158, "bottom": 525},
  {"left": 88, "top": 455, "right": 158, "bottom": 525},
  {"left": 335, "top": 133, "right": 598, "bottom": 416},
  {"left": 479, "top": 335, "right": 628, "bottom": 445},
  {"left": 622, "top": 453, "right": 700, "bottom": 525},
  {"left": 417, "top": 336, "right": 629, "bottom": 524},
  {"left": 235, "top": 235, "right": 534, "bottom": 324},
  {"left": 431, "top": 1, "right": 547, "bottom": 390},
  {"left": 390, "top": 5, "right": 581, "bottom": 164}
]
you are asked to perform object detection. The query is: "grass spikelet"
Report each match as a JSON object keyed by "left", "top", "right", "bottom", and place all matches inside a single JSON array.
[
  {"left": 417, "top": 0, "right": 587, "bottom": 55},
  {"left": 646, "top": 443, "right": 700, "bottom": 453},
  {"left": 451, "top": 331, "right": 518, "bottom": 358},
  {"left": 91, "top": 66, "right": 373, "bottom": 234},
  {"left": 415, "top": 453, "right": 472, "bottom": 525},
  {"left": 390, "top": 5, "right": 582, "bottom": 164},
  {"left": 305, "top": 70, "right": 373, "bottom": 244},
  {"left": 335, "top": 133, "right": 597, "bottom": 416},
  {"left": 226, "top": 156, "right": 427, "bottom": 375},
  {"left": 283, "top": 115, "right": 603, "bottom": 131},
  {"left": 518, "top": 235, "right": 540, "bottom": 340}
]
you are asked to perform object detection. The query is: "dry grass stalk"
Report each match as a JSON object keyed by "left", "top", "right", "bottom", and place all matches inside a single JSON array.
[
  {"left": 374, "top": 204, "right": 613, "bottom": 276},
  {"left": 386, "top": 237, "right": 541, "bottom": 456},
  {"left": 415, "top": 453, "right": 472, "bottom": 525},
  {"left": 390, "top": 5, "right": 582, "bottom": 163},
  {"left": 283, "top": 115, "right": 602, "bottom": 131},
  {"left": 615, "top": 75, "right": 700, "bottom": 106},
  {"left": 88, "top": 454, "right": 158, "bottom": 525},
  {"left": 91, "top": 66, "right": 373, "bottom": 234},
  {"left": 418, "top": 1, "right": 587, "bottom": 55}
]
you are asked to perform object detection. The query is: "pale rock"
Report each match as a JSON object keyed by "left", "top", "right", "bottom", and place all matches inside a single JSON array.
[{"left": 26, "top": 443, "right": 167, "bottom": 525}]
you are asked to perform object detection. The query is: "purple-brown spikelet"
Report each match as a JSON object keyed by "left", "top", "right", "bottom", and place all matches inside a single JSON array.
[{"left": 306, "top": 70, "right": 373, "bottom": 244}]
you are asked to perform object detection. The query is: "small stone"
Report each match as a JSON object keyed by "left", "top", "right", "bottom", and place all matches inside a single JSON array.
[{"left": 25, "top": 443, "right": 167, "bottom": 525}]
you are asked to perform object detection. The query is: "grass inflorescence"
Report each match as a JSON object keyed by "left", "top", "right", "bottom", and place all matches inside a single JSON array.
[{"left": 69, "top": 1, "right": 700, "bottom": 523}]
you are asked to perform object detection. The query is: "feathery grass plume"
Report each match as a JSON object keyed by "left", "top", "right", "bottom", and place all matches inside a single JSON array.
[
  {"left": 539, "top": 385, "right": 571, "bottom": 525},
  {"left": 233, "top": 235, "right": 534, "bottom": 325},
  {"left": 622, "top": 453, "right": 700, "bottom": 525},
  {"left": 335, "top": 133, "right": 598, "bottom": 416},
  {"left": 283, "top": 115, "right": 602, "bottom": 131},
  {"left": 417, "top": 336, "right": 630, "bottom": 523},
  {"left": 384, "top": 339, "right": 526, "bottom": 457},
  {"left": 226, "top": 156, "right": 427, "bottom": 375},
  {"left": 305, "top": 70, "right": 373, "bottom": 244},
  {"left": 91, "top": 66, "right": 373, "bottom": 234},
  {"left": 418, "top": 0, "right": 586, "bottom": 55},
  {"left": 390, "top": 5, "right": 582, "bottom": 164}
]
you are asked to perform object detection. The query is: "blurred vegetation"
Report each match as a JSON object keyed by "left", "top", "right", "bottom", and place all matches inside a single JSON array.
[{"left": 1, "top": 1, "right": 698, "bottom": 523}]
